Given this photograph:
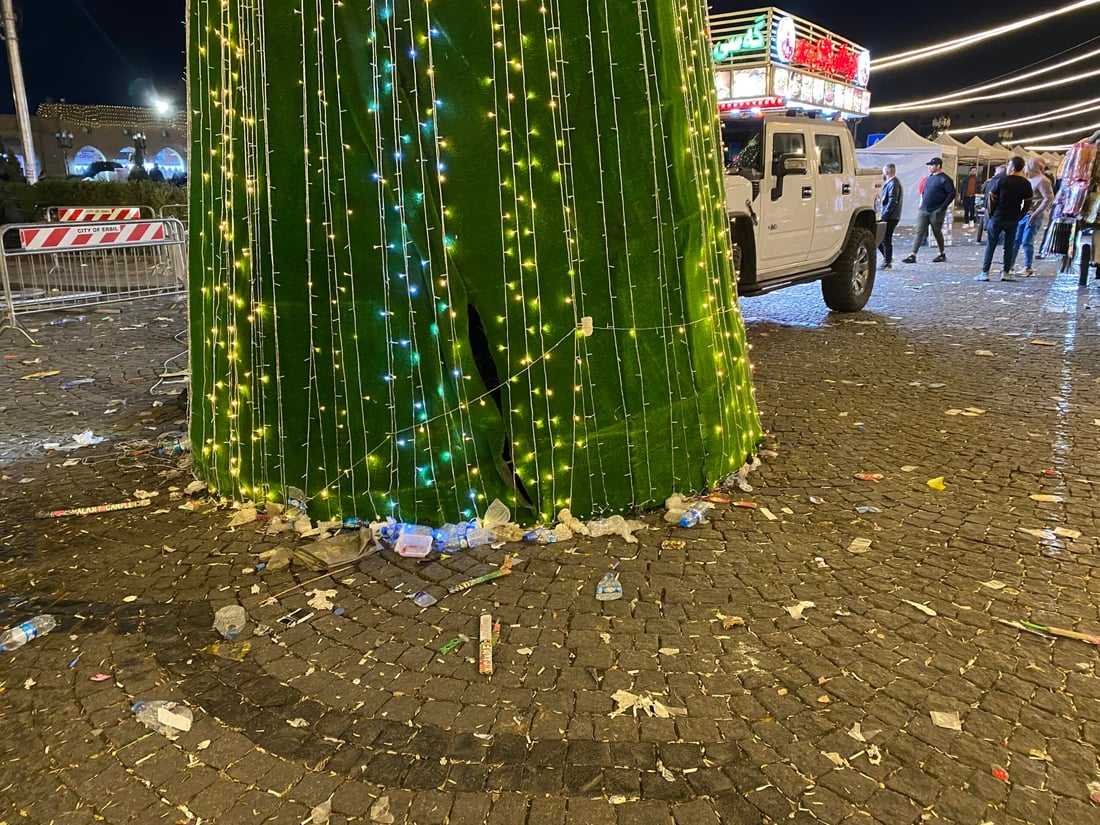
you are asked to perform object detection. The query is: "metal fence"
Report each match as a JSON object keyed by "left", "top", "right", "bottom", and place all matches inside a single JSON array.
[
  {"left": 0, "top": 218, "right": 186, "bottom": 342},
  {"left": 159, "top": 203, "right": 189, "bottom": 234}
]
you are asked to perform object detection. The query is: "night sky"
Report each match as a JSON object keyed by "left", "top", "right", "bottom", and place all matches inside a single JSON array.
[{"left": 0, "top": 1, "right": 1094, "bottom": 115}]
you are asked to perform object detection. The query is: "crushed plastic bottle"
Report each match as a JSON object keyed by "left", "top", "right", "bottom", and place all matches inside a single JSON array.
[
  {"left": 679, "top": 502, "right": 715, "bottom": 528},
  {"left": 213, "top": 605, "right": 247, "bottom": 641},
  {"left": 131, "top": 700, "right": 193, "bottom": 738},
  {"left": 432, "top": 520, "right": 493, "bottom": 552},
  {"left": 0, "top": 615, "right": 57, "bottom": 652},
  {"left": 156, "top": 435, "right": 191, "bottom": 456},
  {"left": 523, "top": 527, "right": 558, "bottom": 544},
  {"left": 596, "top": 569, "right": 623, "bottom": 601}
]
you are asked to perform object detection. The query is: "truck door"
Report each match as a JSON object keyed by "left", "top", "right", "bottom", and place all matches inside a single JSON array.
[
  {"left": 759, "top": 127, "right": 813, "bottom": 272},
  {"left": 810, "top": 130, "right": 847, "bottom": 260}
]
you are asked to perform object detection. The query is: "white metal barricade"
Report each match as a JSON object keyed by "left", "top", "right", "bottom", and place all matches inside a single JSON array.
[
  {"left": 46, "top": 205, "right": 155, "bottom": 222},
  {"left": 0, "top": 218, "right": 186, "bottom": 342},
  {"left": 159, "top": 203, "right": 189, "bottom": 234}
]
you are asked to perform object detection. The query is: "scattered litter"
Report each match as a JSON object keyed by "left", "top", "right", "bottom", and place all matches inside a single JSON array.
[
  {"left": 930, "top": 711, "right": 962, "bottom": 731},
  {"left": 785, "top": 601, "right": 815, "bottom": 620},
  {"left": 902, "top": 599, "right": 937, "bottom": 617},
  {"left": 588, "top": 514, "right": 646, "bottom": 543},
  {"left": 847, "top": 722, "right": 880, "bottom": 743},
  {"left": 478, "top": 613, "right": 494, "bottom": 676},
  {"left": 438, "top": 636, "right": 468, "bottom": 655},
  {"left": 278, "top": 608, "right": 315, "bottom": 628},
  {"left": 21, "top": 370, "right": 60, "bottom": 380},
  {"left": 411, "top": 591, "right": 438, "bottom": 608},
  {"left": 717, "top": 611, "right": 746, "bottom": 629},
  {"left": 448, "top": 556, "right": 513, "bottom": 594},
  {"left": 945, "top": 409, "right": 963, "bottom": 416},
  {"left": 981, "top": 580, "right": 1007, "bottom": 590},
  {"left": 60, "top": 377, "right": 95, "bottom": 390},
  {"left": 213, "top": 605, "right": 247, "bottom": 641},
  {"left": 1054, "top": 526, "right": 1082, "bottom": 539},
  {"left": 132, "top": 700, "right": 193, "bottom": 739},
  {"left": 824, "top": 752, "right": 848, "bottom": 768},
  {"left": 1007, "top": 620, "right": 1100, "bottom": 647},
  {"left": 1029, "top": 494, "right": 1064, "bottom": 503},
  {"left": 660, "top": 540, "right": 686, "bottom": 550},
  {"left": 71, "top": 430, "right": 105, "bottom": 446},
  {"left": 975, "top": 350, "right": 995, "bottom": 357},
  {"left": 609, "top": 689, "right": 686, "bottom": 718},
  {"left": 809, "top": 496, "right": 825, "bottom": 505},
  {"left": 369, "top": 795, "right": 394, "bottom": 824},
  {"left": 197, "top": 739, "right": 211, "bottom": 750},
  {"left": 759, "top": 507, "right": 778, "bottom": 521},
  {"left": 866, "top": 744, "right": 883, "bottom": 765},
  {"left": 855, "top": 506, "right": 880, "bottom": 514},
  {"left": 22, "top": 677, "right": 35, "bottom": 689},
  {"left": 1027, "top": 749, "right": 1053, "bottom": 762},
  {"left": 228, "top": 505, "right": 259, "bottom": 528},
  {"left": 296, "top": 529, "right": 371, "bottom": 570},
  {"left": 927, "top": 477, "right": 946, "bottom": 491},
  {"left": 704, "top": 494, "right": 731, "bottom": 504},
  {"left": 608, "top": 795, "right": 629, "bottom": 805},
  {"left": 1088, "top": 780, "right": 1100, "bottom": 805},
  {"left": 207, "top": 640, "right": 251, "bottom": 661},
  {"left": 36, "top": 498, "right": 151, "bottom": 519},
  {"left": 900, "top": 465, "right": 918, "bottom": 472},
  {"left": 183, "top": 479, "right": 207, "bottom": 495},
  {"left": 122, "top": 595, "right": 138, "bottom": 603},
  {"left": 310, "top": 796, "right": 333, "bottom": 824},
  {"left": 848, "top": 537, "right": 872, "bottom": 554},
  {"left": 991, "top": 766, "right": 1009, "bottom": 782},
  {"left": 515, "top": 647, "right": 534, "bottom": 655},
  {"left": 963, "top": 407, "right": 986, "bottom": 416},
  {"left": 658, "top": 647, "right": 680, "bottom": 656},
  {"left": 657, "top": 760, "right": 675, "bottom": 782},
  {"left": 90, "top": 673, "right": 112, "bottom": 682},
  {"left": 258, "top": 547, "right": 292, "bottom": 571},
  {"left": 734, "top": 501, "right": 757, "bottom": 509},
  {"left": 814, "top": 556, "right": 828, "bottom": 568},
  {"left": 1030, "top": 340, "right": 1057, "bottom": 346},
  {"left": 855, "top": 473, "right": 883, "bottom": 482},
  {"left": 596, "top": 567, "right": 623, "bottom": 602},
  {"left": 306, "top": 589, "right": 338, "bottom": 612},
  {"left": 287, "top": 718, "right": 310, "bottom": 728}
]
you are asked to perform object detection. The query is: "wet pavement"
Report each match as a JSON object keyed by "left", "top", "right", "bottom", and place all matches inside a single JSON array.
[{"left": 1, "top": 233, "right": 1099, "bottom": 824}]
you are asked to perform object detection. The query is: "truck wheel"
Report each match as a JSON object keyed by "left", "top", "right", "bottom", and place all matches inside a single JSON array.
[{"left": 823, "top": 228, "right": 875, "bottom": 312}]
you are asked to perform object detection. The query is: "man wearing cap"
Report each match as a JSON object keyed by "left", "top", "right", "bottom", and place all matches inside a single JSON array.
[{"left": 901, "top": 157, "right": 956, "bottom": 264}]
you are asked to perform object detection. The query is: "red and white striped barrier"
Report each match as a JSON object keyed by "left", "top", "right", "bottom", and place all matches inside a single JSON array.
[
  {"left": 56, "top": 206, "right": 143, "bottom": 222},
  {"left": 19, "top": 221, "right": 168, "bottom": 252}
]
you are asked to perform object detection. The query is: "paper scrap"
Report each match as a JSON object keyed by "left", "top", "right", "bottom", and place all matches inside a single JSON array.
[
  {"left": 1029, "top": 494, "right": 1064, "bottom": 503},
  {"left": 866, "top": 744, "right": 883, "bottom": 765},
  {"left": 848, "top": 537, "right": 872, "bottom": 554},
  {"left": 975, "top": 350, "right": 995, "bottom": 357},
  {"left": 722, "top": 616, "right": 746, "bottom": 629},
  {"left": 786, "top": 600, "right": 816, "bottom": 620},
  {"left": 759, "top": 507, "right": 778, "bottom": 521},
  {"left": 902, "top": 599, "right": 937, "bottom": 616},
  {"left": 658, "top": 647, "right": 680, "bottom": 656},
  {"left": 1053, "top": 526, "right": 1081, "bottom": 539},
  {"left": 847, "top": 722, "right": 880, "bottom": 743},
  {"left": 1030, "top": 340, "right": 1057, "bottom": 346},
  {"left": 306, "top": 589, "right": 338, "bottom": 611},
  {"left": 900, "top": 465, "right": 918, "bottom": 472},
  {"left": 609, "top": 689, "right": 686, "bottom": 719},
  {"left": 927, "top": 477, "right": 946, "bottom": 491},
  {"left": 824, "top": 752, "right": 848, "bottom": 768},
  {"left": 515, "top": 647, "right": 533, "bottom": 655},
  {"left": 930, "top": 711, "right": 961, "bottom": 731},
  {"left": 981, "top": 580, "right": 1007, "bottom": 590},
  {"left": 370, "top": 796, "right": 394, "bottom": 824}
]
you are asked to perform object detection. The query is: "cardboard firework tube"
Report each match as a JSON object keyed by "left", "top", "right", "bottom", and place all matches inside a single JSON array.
[
  {"left": 36, "top": 498, "right": 152, "bottom": 519},
  {"left": 479, "top": 613, "right": 493, "bottom": 675}
]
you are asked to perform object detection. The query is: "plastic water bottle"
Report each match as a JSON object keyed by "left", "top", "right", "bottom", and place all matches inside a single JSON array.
[
  {"left": 679, "top": 503, "right": 715, "bottom": 528},
  {"left": 156, "top": 436, "right": 191, "bottom": 456},
  {"left": 213, "top": 605, "right": 246, "bottom": 641},
  {"left": 523, "top": 527, "right": 557, "bottom": 544},
  {"left": 131, "top": 700, "right": 193, "bottom": 737},
  {"left": 1, "top": 615, "right": 57, "bottom": 651},
  {"left": 434, "top": 521, "right": 495, "bottom": 552}
]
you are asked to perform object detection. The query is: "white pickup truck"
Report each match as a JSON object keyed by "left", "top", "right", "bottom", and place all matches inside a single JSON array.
[{"left": 723, "top": 113, "right": 885, "bottom": 312}]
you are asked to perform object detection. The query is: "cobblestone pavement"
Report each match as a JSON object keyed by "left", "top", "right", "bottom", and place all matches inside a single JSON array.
[{"left": 1, "top": 235, "right": 1099, "bottom": 825}]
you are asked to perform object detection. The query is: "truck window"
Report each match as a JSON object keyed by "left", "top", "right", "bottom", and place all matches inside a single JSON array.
[
  {"left": 814, "top": 134, "right": 844, "bottom": 174},
  {"left": 770, "top": 132, "right": 805, "bottom": 176},
  {"left": 722, "top": 122, "right": 763, "bottom": 180}
]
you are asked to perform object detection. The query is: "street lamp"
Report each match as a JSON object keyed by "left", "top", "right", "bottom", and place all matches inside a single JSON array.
[
  {"left": 54, "top": 129, "right": 73, "bottom": 174},
  {"left": 998, "top": 129, "right": 1014, "bottom": 145},
  {"left": 930, "top": 115, "right": 951, "bottom": 139}
]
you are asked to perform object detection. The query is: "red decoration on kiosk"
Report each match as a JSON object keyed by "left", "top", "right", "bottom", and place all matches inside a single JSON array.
[
  {"left": 792, "top": 37, "right": 861, "bottom": 85},
  {"left": 718, "top": 96, "right": 786, "bottom": 113}
]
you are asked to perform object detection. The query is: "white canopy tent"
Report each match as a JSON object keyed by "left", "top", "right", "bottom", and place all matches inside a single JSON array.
[
  {"left": 964, "top": 136, "right": 1008, "bottom": 163},
  {"left": 858, "top": 123, "right": 958, "bottom": 226}
]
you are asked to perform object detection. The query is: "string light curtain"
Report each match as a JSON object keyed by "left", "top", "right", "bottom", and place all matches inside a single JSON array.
[{"left": 188, "top": 0, "right": 760, "bottom": 526}]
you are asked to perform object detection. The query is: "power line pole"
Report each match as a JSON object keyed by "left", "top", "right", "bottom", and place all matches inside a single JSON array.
[{"left": 1, "top": 0, "right": 37, "bottom": 184}]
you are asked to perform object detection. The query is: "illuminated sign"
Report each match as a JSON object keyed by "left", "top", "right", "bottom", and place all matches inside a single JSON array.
[
  {"left": 712, "top": 15, "right": 766, "bottom": 61},
  {"left": 774, "top": 16, "right": 796, "bottom": 63}
]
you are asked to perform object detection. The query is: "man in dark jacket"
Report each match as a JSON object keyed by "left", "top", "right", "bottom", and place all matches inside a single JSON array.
[
  {"left": 901, "top": 157, "right": 956, "bottom": 264},
  {"left": 878, "top": 163, "right": 903, "bottom": 269},
  {"left": 976, "top": 155, "right": 1032, "bottom": 282}
]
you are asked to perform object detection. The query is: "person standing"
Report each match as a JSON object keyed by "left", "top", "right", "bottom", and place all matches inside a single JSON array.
[
  {"left": 962, "top": 168, "right": 979, "bottom": 227},
  {"left": 878, "top": 164, "right": 903, "bottom": 269},
  {"left": 901, "top": 157, "right": 955, "bottom": 264},
  {"left": 976, "top": 155, "right": 1032, "bottom": 282},
  {"left": 1009, "top": 158, "right": 1054, "bottom": 276}
]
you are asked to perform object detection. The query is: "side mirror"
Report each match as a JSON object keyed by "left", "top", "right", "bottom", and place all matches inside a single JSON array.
[{"left": 771, "top": 153, "right": 807, "bottom": 200}]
